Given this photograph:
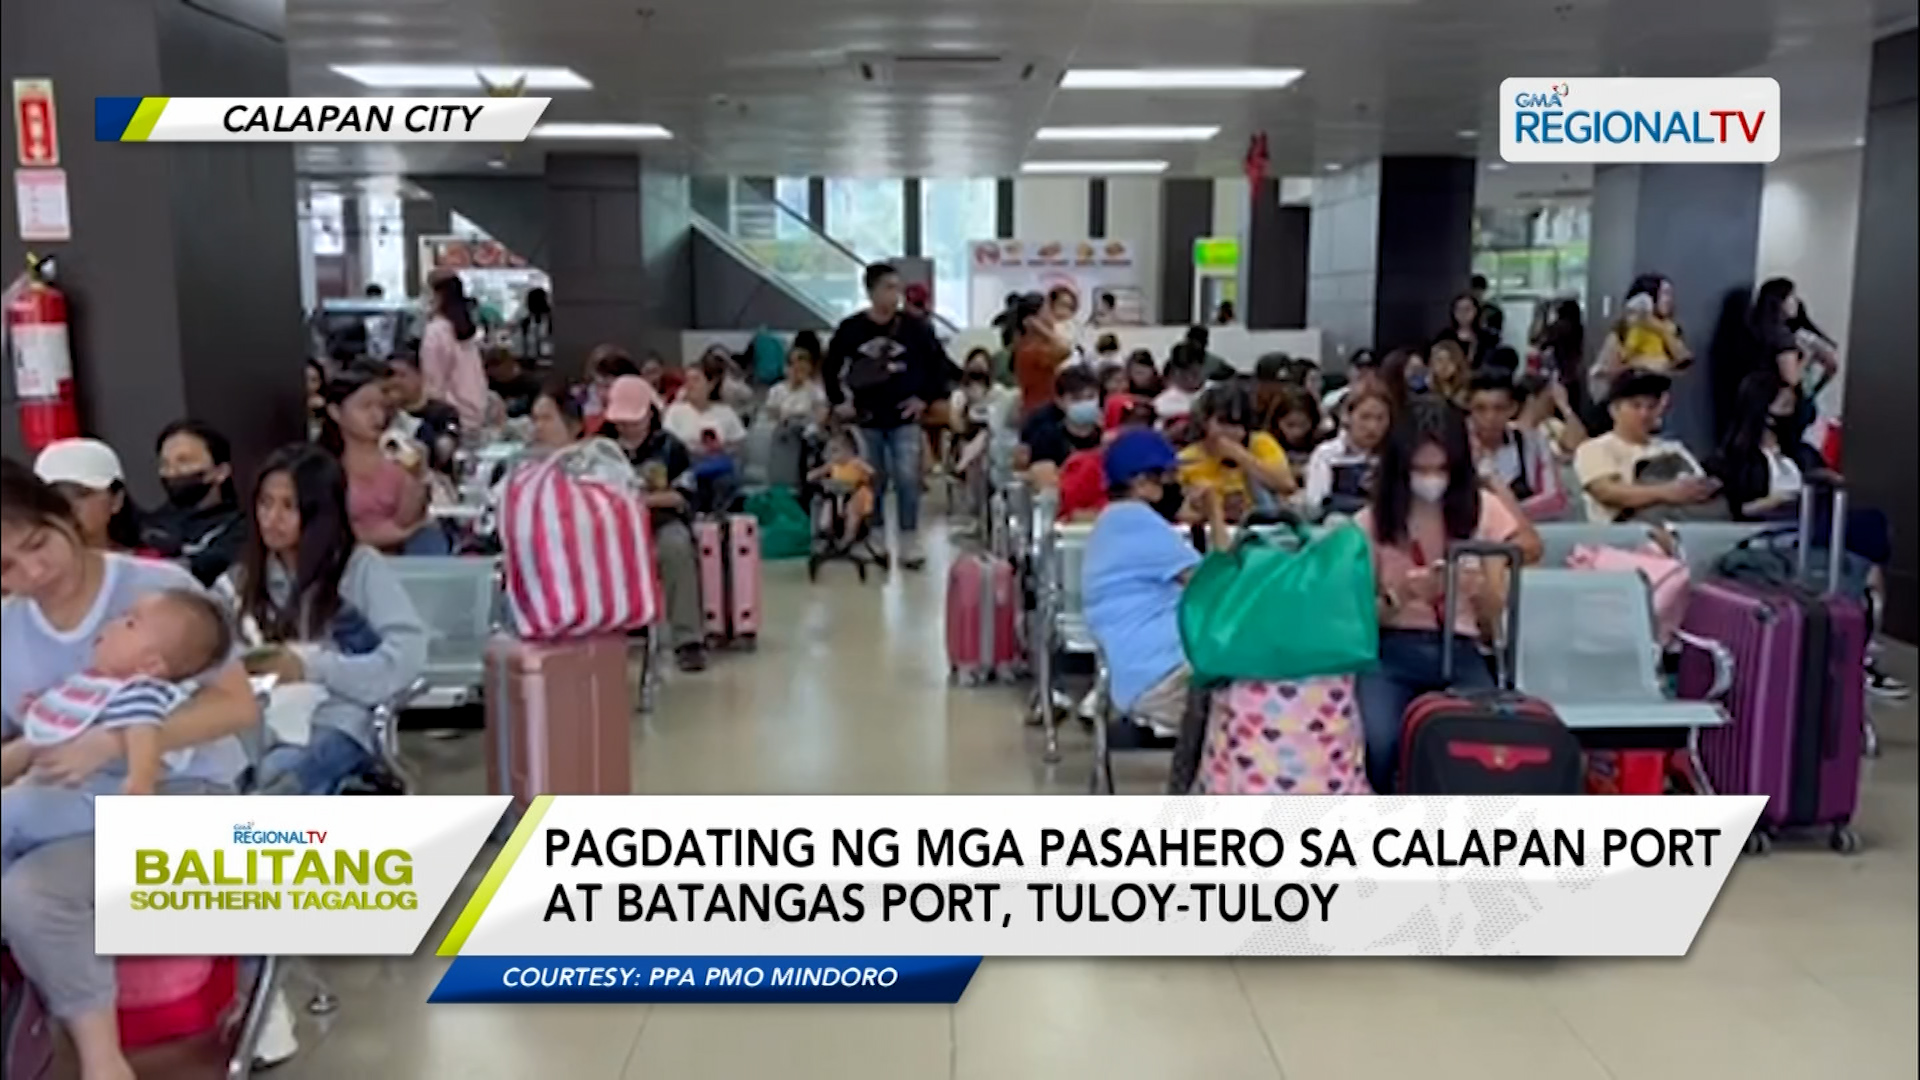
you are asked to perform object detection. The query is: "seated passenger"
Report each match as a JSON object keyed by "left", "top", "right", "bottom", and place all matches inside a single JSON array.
[
  {"left": 322, "top": 365, "right": 444, "bottom": 554},
  {"left": 1512, "top": 372, "right": 1587, "bottom": 461},
  {"left": 1268, "top": 385, "right": 1325, "bottom": 477},
  {"left": 1125, "top": 348, "right": 1163, "bottom": 398},
  {"left": 604, "top": 376, "right": 708, "bottom": 672},
  {"left": 1016, "top": 365, "right": 1105, "bottom": 484},
  {"left": 1153, "top": 345, "right": 1207, "bottom": 426},
  {"left": 1178, "top": 381, "right": 1296, "bottom": 521},
  {"left": 583, "top": 344, "right": 643, "bottom": 433},
  {"left": 1301, "top": 384, "right": 1393, "bottom": 518},
  {"left": 949, "top": 350, "right": 1021, "bottom": 486},
  {"left": 484, "top": 348, "right": 543, "bottom": 419},
  {"left": 222, "top": 445, "right": 427, "bottom": 795},
  {"left": 528, "top": 380, "right": 587, "bottom": 451},
  {"left": 1083, "top": 430, "right": 1230, "bottom": 738},
  {"left": 2, "top": 459, "right": 258, "bottom": 1080},
  {"left": 1426, "top": 338, "right": 1471, "bottom": 408},
  {"left": 1574, "top": 369, "right": 1722, "bottom": 523},
  {"left": 32, "top": 438, "right": 146, "bottom": 553},
  {"left": 141, "top": 420, "right": 245, "bottom": 585},
  {"left": 1353, "top": 399, "right": 1524, "bottom": 792},
  {"left": 1465, "top": 371, "right": 1567, "bottom": 519},
  {"left": 663, "top": 364, "right": 748, "bottom": 457},
  {"left": 3, "top": 587, "right": 232, "bottom": 872},
  {"left": 383, "top": 352, "right": 462, "bottom": 465},
  {"left": 765, "top": 347, "right": 829, "bottom": 430}
]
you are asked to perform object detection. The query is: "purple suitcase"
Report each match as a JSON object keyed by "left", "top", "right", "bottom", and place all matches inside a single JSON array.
[{"left": 1677, "top": 487, "right": 1867, "bottom": 854}]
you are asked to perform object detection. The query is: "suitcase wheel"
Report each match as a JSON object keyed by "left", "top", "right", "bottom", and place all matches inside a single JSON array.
[
  {"left": 1829, "top": 826, "right": 1862, "bottom": 855},
  {"left": 1743, "top": 830, "right": 1772, "bottom": 857},
  {"left": 808, "top": 557, "right": 822, "bottom": 582},
  {"left": 736, "top": 633, "right": 758, "bottom": 652}
]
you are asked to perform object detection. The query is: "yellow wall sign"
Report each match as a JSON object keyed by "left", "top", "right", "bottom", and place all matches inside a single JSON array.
[{"left": 1192, "top": 237, "right": 1240, "bottom": 273}]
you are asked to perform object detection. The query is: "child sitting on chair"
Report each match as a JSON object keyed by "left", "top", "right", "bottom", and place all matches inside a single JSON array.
[
  {"left": 2, "top": 588, "right": 231, "bottom": 873},
  {"left": 808, "top": 429, "right": 877, "bottom": 548}
]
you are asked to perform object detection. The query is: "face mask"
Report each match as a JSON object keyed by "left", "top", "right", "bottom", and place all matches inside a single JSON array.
[
  {"left": 162, "top": 473, "right": 215, "bottom": 508},
  {"left": 1065, "top": 400, "right": 1102, "bottom": 427},
  {"left": 1151, "top": 481, "right": 1186, "bottom": 522},
  {"left": 965, "top": 372, "right": 990, "bottom": 385},
  {"left": 1407, "top": 371, "right": 1431, "bottom": 393},
  {"left": 1410, "top": 474, "right": 1449, "bottom": 503}
]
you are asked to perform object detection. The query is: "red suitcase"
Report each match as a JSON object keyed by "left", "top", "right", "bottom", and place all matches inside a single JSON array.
[
  {"left": 695, "top": 515, "right": 761, "bottom": 647},
  {"left": 1677, "top": 488, "right": 1866, "bottom": 853},
  {"left": 484, "top": 635, "right": 632, "bottom": 812},
  {"left": 946, "top": 549, "right": 1021, "bottom": 685},
  {"left": 1399, "top": 540, "right": 1584, "bottom": 795}
]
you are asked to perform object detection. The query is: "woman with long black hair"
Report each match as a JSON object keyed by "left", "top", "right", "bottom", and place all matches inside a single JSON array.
[
  {"left": 141, "top": 419, "right": 245, "bottom": 585},
  {"left": 220, "top": 443, "right": 427, "bottom": 793},
  {"left": 319, "top": 364, "right": 439, "bottom": 554},
  {"left": 1352, "top": 399, "right": 1539, "bottom": 791},
  {"left": 421, "top": 273, "right": 489, "bottom": 428}
]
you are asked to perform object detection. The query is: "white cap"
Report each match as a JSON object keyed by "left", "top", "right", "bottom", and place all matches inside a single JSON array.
[{"left": 34, "top": 438, "right": 125, "bottom": 491}]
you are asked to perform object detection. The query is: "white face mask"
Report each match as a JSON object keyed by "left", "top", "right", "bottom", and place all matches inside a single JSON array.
[{"left": 1410, "top": 474, "right": 1450, "bottom": 503}]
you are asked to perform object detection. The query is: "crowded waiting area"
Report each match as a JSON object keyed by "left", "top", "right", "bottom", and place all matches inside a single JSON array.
[{"left": 2, "top": 1, "right": 1916, "bottom": 1077}]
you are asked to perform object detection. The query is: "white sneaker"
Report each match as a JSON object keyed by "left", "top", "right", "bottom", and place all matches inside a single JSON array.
[
  {"left": 252, "top": 988, "right": 300, "bottom": 1067},
  {"left": 899, "top": 532, "right": 927, "bottom": 570}
]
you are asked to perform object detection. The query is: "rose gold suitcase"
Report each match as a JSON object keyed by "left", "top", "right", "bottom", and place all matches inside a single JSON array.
[{"left": 484, "top": 635, "right": 632, "bottom": 811}]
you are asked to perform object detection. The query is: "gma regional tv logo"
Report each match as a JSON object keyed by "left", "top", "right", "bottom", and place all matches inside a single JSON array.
[
  {"left": 130, "top": 822, "right": 418, "bottom": 913},
  {"left": 1500, "top": 77, "right": 1779, "bottom": 163}
]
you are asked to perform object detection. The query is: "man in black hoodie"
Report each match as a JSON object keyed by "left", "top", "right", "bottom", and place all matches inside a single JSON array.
[{"left": 824, "top": 262, "right": 951, "bottom": 569}]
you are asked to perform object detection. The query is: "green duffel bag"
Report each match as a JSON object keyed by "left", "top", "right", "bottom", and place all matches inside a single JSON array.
[
  {"left": 746, "top": 486, "right": 811, "bottom": 561},
  {"left": 1178, "top": 522, "right": 1379, "bottom": 683}
]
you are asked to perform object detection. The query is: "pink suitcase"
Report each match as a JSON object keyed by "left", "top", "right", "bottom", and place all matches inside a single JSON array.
[
  {"left": 946, "top": 550, "right": 1021, "bottom": 685},
  {"left": 695, "top": 515, "right": 760, "bottom": 647},
  {"left": 484, "top": 635, "right": 632, "bottom": 812},
  {"left": 1677, "top": 501, "right": 1867, "bottom": 854}
]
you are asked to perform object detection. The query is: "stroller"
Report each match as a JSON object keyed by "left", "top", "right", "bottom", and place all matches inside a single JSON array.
[{"left": 806, "top": 430, "right": 889, "bottom": 581}]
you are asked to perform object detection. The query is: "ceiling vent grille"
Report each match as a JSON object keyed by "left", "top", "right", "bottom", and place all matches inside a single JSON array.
[{"left": 850, "top": 52, "right": 1038, "bottom": 87}]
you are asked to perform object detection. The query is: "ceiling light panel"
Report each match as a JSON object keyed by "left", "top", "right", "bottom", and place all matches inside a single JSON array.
[
  {"left": 1060, "top": 68, "right": 1303, "bottom": 90},
  {"left": 532, "top": 123, "right": 673, "bottom": 140},
  {"left": 1022, "top": 160, "right": 1169, "bottom": 174},
  {"left": 1034, "top": 125, "right": 1220, "bottom": 141},
  {"left": 330, "top": 64, "right": 592, "bottom": 90}
]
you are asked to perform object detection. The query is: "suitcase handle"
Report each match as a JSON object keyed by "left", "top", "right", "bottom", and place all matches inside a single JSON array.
[
  {"left": 1440, "top": 539, "right": 1524, "bottom": 691},
  {"left": 1792, "top": 478, "right": 1849, "bottom": 596}
]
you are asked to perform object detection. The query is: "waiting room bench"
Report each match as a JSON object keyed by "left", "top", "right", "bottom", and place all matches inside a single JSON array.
[{"left": 1514, "top": 567, "right": 1733, "bottom": 792}]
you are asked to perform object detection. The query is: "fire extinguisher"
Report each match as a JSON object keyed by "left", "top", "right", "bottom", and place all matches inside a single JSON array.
[{"left": 4, "top": 254, "right": 80, "bottom": 453}]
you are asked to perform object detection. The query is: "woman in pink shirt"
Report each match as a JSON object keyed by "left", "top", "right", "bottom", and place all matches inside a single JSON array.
[
  {"left": 320, "top": 365, "right": 438, "bottom": 554},
  {"left": 1352, "top": 397, "right": 1538, "bottom": 792},
  {"left": 420, "top": 274, "right": 489, "bottom": 429}
]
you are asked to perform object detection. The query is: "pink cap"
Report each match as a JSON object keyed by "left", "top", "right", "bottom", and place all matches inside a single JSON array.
[{"left": 603, "top": 375, "right": 661, "bottom": 423}]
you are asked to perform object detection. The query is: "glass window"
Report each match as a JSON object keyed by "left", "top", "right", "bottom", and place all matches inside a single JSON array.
[
  {"left": 921, "top": 178, "right": 997, "bottom": 327},
  {"left": 825, "top": 178, "right": 904, "bottom": 264},
  {"left": 774, "top": 177, "right": 811, "bottom": 240}
]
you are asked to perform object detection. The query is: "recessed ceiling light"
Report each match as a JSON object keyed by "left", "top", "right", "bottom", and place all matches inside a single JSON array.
[
  {"left": 329, "top": 64, "right": 592, "bottom": 90},
  {"left": 1853, "top": 136, "right": 1867, "bottom": 147},
  {"left": 532, "top": 122, "right": 673, "bottom": 140},
  {"left": 1022, "top": 160, "right": 1170, "bottom": 174},
  {"left": 1457, "top": 128, "right": 1480, "bottom": 139},
  {"left": 1324, "top": 162, "right": 1343, "bottom": 172},
  {"left": 1486, "top": 162, "right": 1509, "bottom": 171},
  {"left": 1034, "top": 125, "right": 1221, "bottom": 142},
  {"left": 1060, "top": 68, "right": 1304, "bottom": 90}
]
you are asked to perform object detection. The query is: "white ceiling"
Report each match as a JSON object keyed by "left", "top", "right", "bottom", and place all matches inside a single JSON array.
[{"left": 285, "top": 0, "right": 1919, "bottom": 178}]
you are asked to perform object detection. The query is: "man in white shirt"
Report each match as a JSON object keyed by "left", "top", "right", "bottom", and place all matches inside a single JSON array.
[{"left": 1573, "top": 370, "right": 1720, "bottom": 523}]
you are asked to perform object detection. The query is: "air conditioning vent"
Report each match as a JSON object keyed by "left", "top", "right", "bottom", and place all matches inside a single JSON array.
[{"left": 849, "top": 52, "right": 1040, "bottom": 87}]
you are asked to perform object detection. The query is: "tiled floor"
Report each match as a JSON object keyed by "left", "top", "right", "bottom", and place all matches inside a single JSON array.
[{"left": 283, "top": 527, "right": 1919, "bottom": 1080}]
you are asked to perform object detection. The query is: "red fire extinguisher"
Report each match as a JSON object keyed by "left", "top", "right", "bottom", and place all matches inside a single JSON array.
[{"left": 4, "top": 254, "right": 80, "bottom": 453}]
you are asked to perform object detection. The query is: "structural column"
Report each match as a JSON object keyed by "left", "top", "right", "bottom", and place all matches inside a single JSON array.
[
  {"left": 1584, "top": 162, "right": 1764, "bottom": 449},
  {"left": 1306, "top": 157, "right": 1475, "bottom": 365},
  {"left": 1842, "top": 29, "right": 1918, "bottom": 640},
  {"left": 1244, "top": 178, "right": 1309, "bottom": 329},
  {"left": 0, "top": 0, "right": 303, "bottom": 495}
]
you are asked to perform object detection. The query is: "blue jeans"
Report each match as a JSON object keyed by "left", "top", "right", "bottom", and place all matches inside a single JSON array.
[
  {"left": 1354, "top": 629, "right": 1496, "bottom": 793},
  {"left": 860, "top": 424, "right": 922, "bottom": 534},
  {"left": 255, "top": 727, "right": 375, "bottom": 795}
]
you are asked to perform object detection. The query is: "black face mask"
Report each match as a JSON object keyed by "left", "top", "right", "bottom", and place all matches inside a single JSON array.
[
  {"left": 162, "top": 472, "right": 215, "bottom": 509},
  {"left": 964, "top": 372, "right": 990, "bottom": 385},
  {"left": 1151, "top": 481, "right": 1186, "bottom": 522}
]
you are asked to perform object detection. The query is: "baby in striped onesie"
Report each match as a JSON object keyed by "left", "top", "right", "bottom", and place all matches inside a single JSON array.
[{"left": 1, "top": 587, "right": 232, "bottom": 874}]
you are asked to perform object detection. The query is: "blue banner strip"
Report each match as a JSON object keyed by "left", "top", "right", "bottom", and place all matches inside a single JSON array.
[
  {"left": 429, "top": 956, "right": 982, "bottom": 1004},
  {"left": 93, "top": 97, "right": 142, "bottom": 141}
]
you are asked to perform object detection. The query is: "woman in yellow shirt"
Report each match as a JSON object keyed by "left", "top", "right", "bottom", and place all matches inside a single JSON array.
[
  {"left": 1177, "top": 382, "right": 1296, "bottom": 520},
  {"left": 1590, "top": 274, "right": 1692, "bottom": 403}
]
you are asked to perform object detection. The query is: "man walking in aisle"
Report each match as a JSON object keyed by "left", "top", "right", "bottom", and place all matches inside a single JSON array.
[{"left": 825, "top": 263, "right": 953, "bottom": 569}]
